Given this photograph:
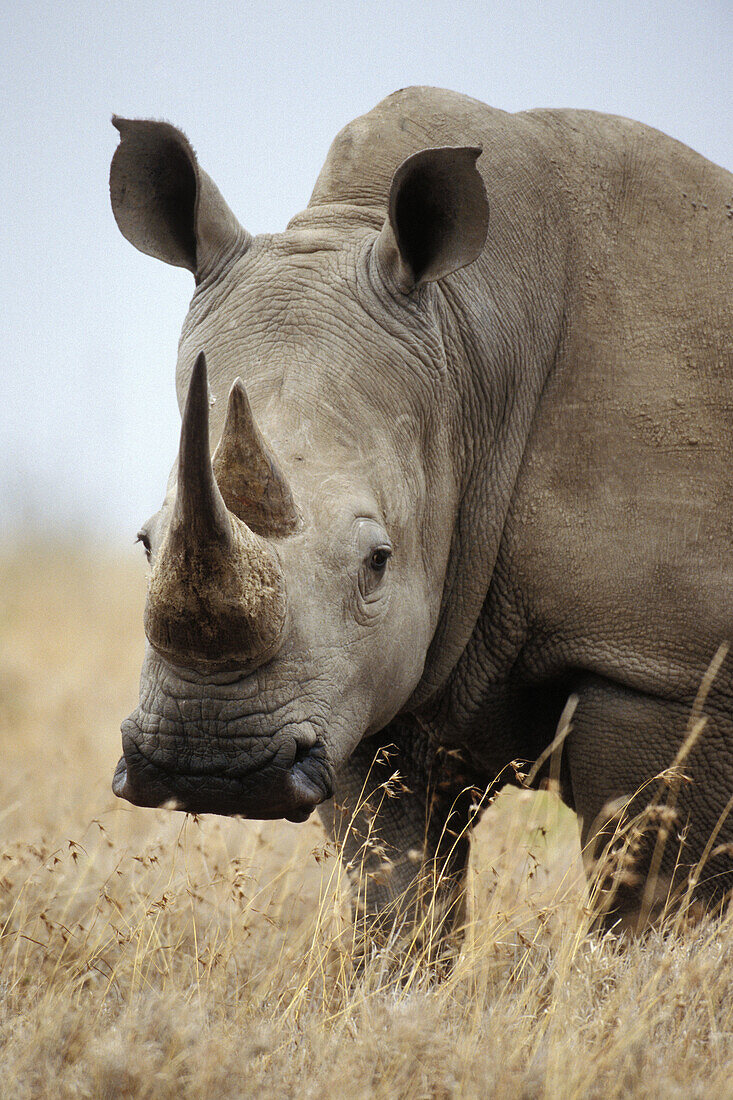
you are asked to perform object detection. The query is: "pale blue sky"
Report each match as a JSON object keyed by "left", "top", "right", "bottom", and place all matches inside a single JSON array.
[{"left": 3, "top": 0, "right": 731, "bottom": 542}]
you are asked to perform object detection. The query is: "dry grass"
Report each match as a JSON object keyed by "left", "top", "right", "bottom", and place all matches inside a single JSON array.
[{"left": 1, "top": 542, "right": 733, "bottom": 1098}]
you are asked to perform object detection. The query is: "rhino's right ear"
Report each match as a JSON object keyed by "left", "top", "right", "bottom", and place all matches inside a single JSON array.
[
  {"left": 110, "top": 117, "right": 250, "bottom": 282},
  {"left": 374, "top": 146, "right": 489, "bottom": 293}
]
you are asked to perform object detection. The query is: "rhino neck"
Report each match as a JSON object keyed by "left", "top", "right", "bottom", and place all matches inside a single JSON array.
[
  {"left": 288, "top": 204, "right": 384, "bottom": 233},
  {"left": 408, "top": 122, "right": 571, "bottom": 709}
]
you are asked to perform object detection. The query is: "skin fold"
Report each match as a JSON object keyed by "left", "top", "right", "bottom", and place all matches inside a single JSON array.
[{"left": 111, "top": 86, "right": 733, "bottom": 939}]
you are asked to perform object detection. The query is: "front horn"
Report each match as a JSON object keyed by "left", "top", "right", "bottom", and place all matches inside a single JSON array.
[{"left": 144, "top": 352, "right": 288, "bottom": 669}]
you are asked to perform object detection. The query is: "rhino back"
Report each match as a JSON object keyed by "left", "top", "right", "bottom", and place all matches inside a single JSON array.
[{"left": 494, "top": 108, "right": 733, "bottom": 702}]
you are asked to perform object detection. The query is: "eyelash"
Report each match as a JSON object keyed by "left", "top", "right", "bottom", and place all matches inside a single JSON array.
[{"left": 136, "top": 531, "right": 152, "bottom": 562}]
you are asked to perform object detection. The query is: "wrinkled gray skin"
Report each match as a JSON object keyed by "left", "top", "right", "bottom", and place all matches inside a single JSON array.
[{"left": 112, "top": 87, "right": 733, "bottom": 937}]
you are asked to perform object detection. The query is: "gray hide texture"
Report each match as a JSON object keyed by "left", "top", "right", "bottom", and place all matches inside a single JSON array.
[{"left": 110, "top": 87, "right": 733, "bottom": 937}]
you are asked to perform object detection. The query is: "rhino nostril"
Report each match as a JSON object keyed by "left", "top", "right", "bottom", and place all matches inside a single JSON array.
[{"left": 293, "top": 741, "right": 313, "bottom": 766}]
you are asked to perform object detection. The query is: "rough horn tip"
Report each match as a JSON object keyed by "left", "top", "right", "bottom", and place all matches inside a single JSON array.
[
  {"left": 180, "top": 352, "right": 211, "bottom": 443},
  {"left": 183, "top": 351, "right": 209, "bottom": 407},
  {"left": 223, "top": 377, "right": 252, "bottom": 426}
]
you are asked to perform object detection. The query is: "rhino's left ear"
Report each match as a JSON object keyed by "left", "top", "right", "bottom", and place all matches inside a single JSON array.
[
  {"left": 110, "top": 117, "right": 250, "bottom": 283},
  {"left": 374, "top": 146, "right": 489, "bottom": 293}
]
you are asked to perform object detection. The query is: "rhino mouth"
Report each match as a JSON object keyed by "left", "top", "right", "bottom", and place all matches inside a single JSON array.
[{"left": 112, "top": 720, "right": 333, "bottom": 822}]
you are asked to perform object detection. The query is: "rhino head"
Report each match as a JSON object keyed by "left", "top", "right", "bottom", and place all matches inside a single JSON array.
[{"left": 110, "top": 116, "right": 488, "bottom": 821}]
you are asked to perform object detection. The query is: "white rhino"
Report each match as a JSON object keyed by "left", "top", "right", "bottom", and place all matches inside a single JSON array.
[{"left": 111, "top": 86, "right": 733, "bottom": 935}]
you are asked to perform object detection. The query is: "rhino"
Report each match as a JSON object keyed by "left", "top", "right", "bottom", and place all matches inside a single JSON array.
[{"left": 111, "top": 86, "right": 733, "bottom": 937}]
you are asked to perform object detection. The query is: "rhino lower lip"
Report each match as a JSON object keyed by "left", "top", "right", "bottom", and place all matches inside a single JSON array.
[
  {"left": 111, "top": 743, "right": 330, "bottom": 821},
  {"left": 112, "top": 755, "right": 130, "bottom": 799}
]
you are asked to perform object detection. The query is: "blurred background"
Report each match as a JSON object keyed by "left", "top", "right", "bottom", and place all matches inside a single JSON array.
[{"left": 2, "top": 0, "right": 731, "bottom": 547}]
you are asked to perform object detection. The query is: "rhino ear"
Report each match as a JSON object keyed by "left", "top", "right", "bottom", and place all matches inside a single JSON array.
[
  {"left": 110, "top": 117, "right": 250, "bottom": 282},
  {"left": 375, "top": 146, "right": 489, "bottom": 292}
]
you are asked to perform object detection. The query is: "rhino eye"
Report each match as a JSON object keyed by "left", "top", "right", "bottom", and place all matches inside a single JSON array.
[
  {"left": 359, "top": 542, "right": 392, "bottom": 601},
  {"left": 370, "top": 547, "right": 391, "bottom": 572},
  {"left": 136, "top": 529, "right": 152, "bottom": 563}
]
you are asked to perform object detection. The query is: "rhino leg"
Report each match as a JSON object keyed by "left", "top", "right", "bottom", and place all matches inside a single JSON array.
[
  {"left": 318, "top": 717, "right": 482, "bottom": 963},
  {"left": 566, "top": 676, "right": 733, "bottom": 931}
]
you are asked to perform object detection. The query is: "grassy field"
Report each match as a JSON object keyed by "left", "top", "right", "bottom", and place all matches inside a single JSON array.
[{"left": 1, "top": 543, "right": 733, "bottom": 1098}]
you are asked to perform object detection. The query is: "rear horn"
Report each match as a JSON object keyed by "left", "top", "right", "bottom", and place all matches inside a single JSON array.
[{"left": 213, "top": 378, "right": 299, "bottom": 537}]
